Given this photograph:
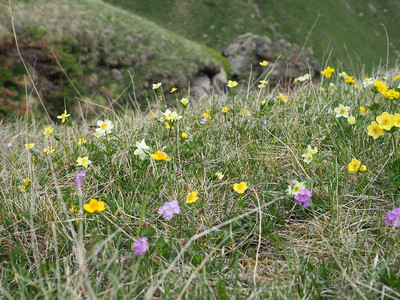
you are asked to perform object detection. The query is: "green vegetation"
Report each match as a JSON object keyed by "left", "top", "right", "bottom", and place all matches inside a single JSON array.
[
  {"left": 1, "top": 70, "right": 400, "bottom": 298},
  {"left": 104, "top": 0, "right": 400, "bottom": 71}
]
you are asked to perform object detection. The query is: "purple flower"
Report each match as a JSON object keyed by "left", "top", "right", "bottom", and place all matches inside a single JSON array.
[
  {"left": 158, "top": 200, "right": 180, "bottom": 221},
  {"left": 294, "top": 188, "right": 312, "bottom": 208},
  {"left": 75, "top": 170, "right": 87, "bottom": 187},
  {"left": 384, "top": 208, "right": 400, "bottom": 227},
  {"left": 262, "top": 119, "right": 268, "bottom": 125},
  {"left": 200, "top": 118, "right": 208, "bottom": 124},
  {"left": 132, "top": 237, "right": 149, "bottom": 256}
]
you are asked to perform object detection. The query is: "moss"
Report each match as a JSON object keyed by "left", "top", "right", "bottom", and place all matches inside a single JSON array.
[
  {"left": 201, "top": 45, "right": 232, "bottom": 78},
  {"left": 0, "top": 67, "right": 13, "bottom": 85}
]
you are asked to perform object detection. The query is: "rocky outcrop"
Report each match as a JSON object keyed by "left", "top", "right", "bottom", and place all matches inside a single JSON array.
[
  {"left": 222, "top": 33, "right": 320, "bottom": 86},
  {"left": 190, "top": 67, "right": 228, "bottom": 100}
]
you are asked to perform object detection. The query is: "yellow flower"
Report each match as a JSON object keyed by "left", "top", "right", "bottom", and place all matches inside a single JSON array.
[
  {"left": 165, "top": 122, "right": 172, "bottom": 129},
  {"left": 359, "top": 106, "right": 367, "bottom": 116},
  {"left": 170, "top": 87, "right": 177, "bottom": 93},
  {"left": 259, "top": 80, "right": 268, "bottom": 84},
  {"left": 321, "top": 66, "right": 335, "bottom": 78},
  {"left": 180, "top": 98, "right": 189, "bottom": 106},
  {"left": 151, "top": 150, "right": 171, "bottom": 161},
  {"left": 215, "top": 172, "right": 224, "bottom": 180},
  {"left": 186, "top": 191, "right": 198, "bottom": 203},
  {"left": 181, "top": 132, "right": 188, "bottom": 139},
  {"left": 354, "top": 84, "right": 359, "bottom": 89},
  {"left": 233, "top": 182, "right": 248, "bottom": 194},
  {"left": 25, "top": 143, "right": 35, "bottom": 150},
  {"left": 83, "top": 199, "right": 106, "bottom": 213},
  {"left": 359, "top": 165, "right": 367, "bottom": 172},
  {"left": 259, "top": 60, "right": 268, "bottom": 66},
  {"left": 43, "top": 126, "right": 53, "bottom": 138},
  {"left": 376, "top": 112, "right": 394, "bottom": 131},
  {"left": 203, "top": 109, "right": 212, "bottom": 120},
  {"left": 240, "top": 108, "right": 251, "bottom": 116},
  {"left": 227, "top": 80, "right": 238, "bottom": 88},
  {"left": 76, "top": 156, "right": 92, "bottom": 168},
  {"left": 77, "top": 138, "right": 86, "bottom": 145},
  {"left": 384, "top": 89, "right": 400, "bottom": 100},
  {"left": 367, "top": 121, "right": 384, "bottom": 139},
  {"left": 69, "top": 205, "right": 80, "bottom": 214},
  {"left": 57, "top": 110, "right": 70, "bottom": 123},
  {"left": 258, "top": 83, "right": 266, "bottom": 89},
  {"left": 277, "top": 93, "right": 287, "bottom": 103},
  {"left": 394, "top": 75, "right": 400, "bottom": 81},
  {"left": 43, "top": 147, "right": 55, "bottom": 154},
  {"left": 345, "top": 76, "right": 355, "bottom": 84},
  {"left": 374, "top": 80, "right": 388, "bottom": 94},
  {"left": 23, "top": 178, "right": 31, "bottom": 185},
  {"left": 222, "top": 107, "right": 228, "bottom": 113},
  {"left": 319, "top": 87, "right": 325, "bottom": 91},
  {"left": 151, "top": 113, "right": 156, "bottom": 119},
  {"left": 348, "top": 158, "right": 361, "bottom": 174},
  {"left": 393, "top": 114, "right": 400, "bottom": 127},
  {"left": 347, "top": 115, "right": 356, "bottom": 125}
]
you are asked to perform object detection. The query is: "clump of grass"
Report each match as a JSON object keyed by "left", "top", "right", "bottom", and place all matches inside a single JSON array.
[{"left": 1, "top": 65, "right": 400, "bottom": 299}]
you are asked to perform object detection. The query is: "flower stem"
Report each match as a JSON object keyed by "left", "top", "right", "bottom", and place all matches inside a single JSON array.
[{"left": 391, "top": 132, "right": 398, "bottom": 160}]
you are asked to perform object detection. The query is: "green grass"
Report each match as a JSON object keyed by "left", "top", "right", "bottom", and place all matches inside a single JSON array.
[
  {"left": 104, "top": 0, "right": 400, "bottom": 72},
  {"left": 2, "top": 66, "right": 400, "bottom": 298}
]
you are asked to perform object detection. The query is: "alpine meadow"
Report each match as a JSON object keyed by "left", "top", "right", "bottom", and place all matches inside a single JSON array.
[{"left": 1, "top": 0, "right": 400, "bottom": 299}]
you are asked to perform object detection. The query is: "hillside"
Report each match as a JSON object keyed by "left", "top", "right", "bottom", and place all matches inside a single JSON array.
[
  {"left": 0, "top": 0, "right": 226, "bottom": 117},
  {"left": 104, "top": 0, "right": 400, "bottom": 72}
]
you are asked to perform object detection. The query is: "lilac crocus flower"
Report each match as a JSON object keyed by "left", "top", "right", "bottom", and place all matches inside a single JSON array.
[
  {"left": 200, "top": 117, "right": 208, "bottom": 124},
  {"left": 75, "top": 170, "right": 87, "bottom": 187},
  {"left": 132, "top": 237, "right": 149, "bottom": 256},
  {"left": 262, "top": 119, "right": 268, "bottom": 125},
  {"left": 294, "top": 188, "right": 312, "bottom": 207},
  {"left": 158, "top": 200, "right": 181, "bottom": 221},
  {"left": 384, "top": 208, "right": 400, "bottom": 227}
]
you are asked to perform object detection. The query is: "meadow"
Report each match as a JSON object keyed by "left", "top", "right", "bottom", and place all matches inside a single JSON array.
[{"left": 1, "top": 64, "right": 400, "bottom": 299}]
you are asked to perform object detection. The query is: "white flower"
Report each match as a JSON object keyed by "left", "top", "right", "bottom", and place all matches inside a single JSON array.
[
  {"left": 294, "top": 74, "right": 311, "bottom": 83},
  {"left": 305, "top": 145, "right": 318, "bottom": 155},
  {"left": 302, "top": 152, "right": 313, "bottom": 164},
  {"left": 363, "top": 78, "right": 374, "bottom": 87},
  {"left": 329, "top": 83, "right": 337, "bottom": 91},
  {"left": 134, "top": 139, "right": 150, "bottom": 160},
  {"left": 94, "top": 128, "right": 105, "bottom": 138},
  {"left": 215, "top": 172, "right": 224, "bottom": 180},
  {"left": 339, "top": 72, "right": 348, "bottom": 79},
  {"left": 162, "top": 109, "right": 182, "bottom": 121},
  {"left": 286, "top": 180, "right": 306, "bottom": 196},
  {"left": 7, "top": 143, "right": 12, "bottom": 149},
  {"left": 334, "top": 104, "right": 350, "bottom": 118},
  {"left": 152, "top": 82, "right": 162, "bottom": 89},
  {"left": 97, "top": 120, "right": 114, "bottom": 134}
]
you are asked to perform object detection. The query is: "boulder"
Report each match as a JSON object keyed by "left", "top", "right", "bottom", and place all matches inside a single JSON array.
[{"left": 222, "top": 33, "right": 320, "bottom": 86}]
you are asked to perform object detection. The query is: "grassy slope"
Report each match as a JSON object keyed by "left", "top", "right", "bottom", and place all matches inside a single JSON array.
[
  {"left": 104, "top": 0, "right": 400, "bottom": 72},
  {"left": 1, "top": 72, "right": 400, "bottom": 298},
  {"left": 0, "top": 0, "right": 224, "bottom": 116}
]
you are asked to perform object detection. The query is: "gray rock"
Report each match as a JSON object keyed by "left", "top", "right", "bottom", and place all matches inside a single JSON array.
[
  {"left": 192, "top": 73, "right": 212, "bottom": 93},
  {"left": 222, "top": 33, "right": 320, "bottom": 86}
]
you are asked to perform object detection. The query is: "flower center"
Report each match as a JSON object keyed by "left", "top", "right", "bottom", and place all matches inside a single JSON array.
[
  {"left": 90, "top": 202, "right": 99, "bottom": 210},
  {"left": 340, "top": 109, "right": 345, "bottom": 114},
  {"left": 101, "top": 123, "right": 108, "bottom": 130},
  {"left": 294, "top": 186, "right": 299, "bottom": 192}
]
